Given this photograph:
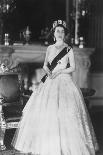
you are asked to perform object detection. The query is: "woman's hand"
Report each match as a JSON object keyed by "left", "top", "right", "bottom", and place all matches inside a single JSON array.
[
  {"left": 46, "top": 68, "right": 52, "bottom": 77},
  {"left": 43, "top": 66, "right": 52, "bottom": 76},
  {"left": 50, "top": 70, "right": 62, "bottom": 79}
]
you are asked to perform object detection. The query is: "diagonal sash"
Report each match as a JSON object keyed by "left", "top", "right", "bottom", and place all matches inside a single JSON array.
[{"left": 41, "top": 46, "right": 71, "bottom": 83}]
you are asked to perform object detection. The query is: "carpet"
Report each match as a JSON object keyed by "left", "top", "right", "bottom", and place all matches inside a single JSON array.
[
  {"left": 0, "top": 149, "right": 103, "bottom": 155},
  {"left": 0, "top": 149, "right": 31, "bottom": 155}
]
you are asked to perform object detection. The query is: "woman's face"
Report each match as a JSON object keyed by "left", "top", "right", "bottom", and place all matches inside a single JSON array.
[{"left": 54, "top": 26, "right": 65, "bottom": 42}]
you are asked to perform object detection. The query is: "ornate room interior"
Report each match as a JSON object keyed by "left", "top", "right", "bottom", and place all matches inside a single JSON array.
[{"left": 0, "top": 0, "right": 103, "bottom": 154}]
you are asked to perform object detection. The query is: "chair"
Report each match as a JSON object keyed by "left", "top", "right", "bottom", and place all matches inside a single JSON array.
[{"left": 0, "top": 72, "right": 25, "bottom": 150}]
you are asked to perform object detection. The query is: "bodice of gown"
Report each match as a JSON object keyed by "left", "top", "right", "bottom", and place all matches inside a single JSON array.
[{"left": 47, "top": 45, "right": 69, "bottom": 74}]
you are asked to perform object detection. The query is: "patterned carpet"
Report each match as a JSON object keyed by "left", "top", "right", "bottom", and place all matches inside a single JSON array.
[
  {"left": 0, "top": 149, "right": 36, "bottom": 155},
  {"left": 0, "top": 149, "right": 26, "bottom": 155},
  {"left": 0, "top": 149, "right": 103, "bottom": 155}
]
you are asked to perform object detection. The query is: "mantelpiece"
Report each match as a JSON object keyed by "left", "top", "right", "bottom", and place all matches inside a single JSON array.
[{"left": 0, "top": 44, "right": 94, "bottom": 88}]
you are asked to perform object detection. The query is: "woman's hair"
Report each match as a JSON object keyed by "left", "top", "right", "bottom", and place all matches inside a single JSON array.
[
  {"left": 52, "top": 20, "right": 68, "bottom": 34},
  {"left": 52, "top": 24, "right": 68, "bottom": 35},
  {"left": 47, "top": 20, "right": 70, "bottom": 45}
]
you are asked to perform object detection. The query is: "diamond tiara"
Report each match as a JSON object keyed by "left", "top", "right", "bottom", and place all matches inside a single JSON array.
[{"left": 53, "top": 20, "right": 67, "bottom": 29}]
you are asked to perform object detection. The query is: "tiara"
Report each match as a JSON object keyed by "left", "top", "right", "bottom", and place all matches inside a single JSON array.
[{"left": 53, "top": 20, "right": 67, "bottom": 29}]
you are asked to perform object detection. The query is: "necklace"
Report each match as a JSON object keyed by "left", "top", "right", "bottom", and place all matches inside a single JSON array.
[{"left": 54, "top": 42, "right": 65, "bottom": 50}]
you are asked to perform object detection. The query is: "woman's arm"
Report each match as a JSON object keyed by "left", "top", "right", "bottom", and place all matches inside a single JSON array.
[
  {"left": 61, "top": 48, "right": 75, "bottom": 74},
  {"left": 43, "top": 46, "right": 51, "bottom": 76}
]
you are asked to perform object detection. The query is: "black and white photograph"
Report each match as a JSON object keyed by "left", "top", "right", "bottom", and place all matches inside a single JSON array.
[{"left": 0, "top": 0, "right": 103, "bottom": 155}]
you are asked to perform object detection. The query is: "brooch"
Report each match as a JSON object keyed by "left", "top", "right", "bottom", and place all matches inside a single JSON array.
[{"left": 57, "top": 60, "right": 62, "bottom": 64}]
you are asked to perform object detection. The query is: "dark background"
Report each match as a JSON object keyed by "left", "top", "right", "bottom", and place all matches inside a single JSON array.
[
  {"left": 1, "top": 0, "right": 103, "bottom": 72},
  {"left": 3, "top": 0, "right": 66, "bottom": 42}
]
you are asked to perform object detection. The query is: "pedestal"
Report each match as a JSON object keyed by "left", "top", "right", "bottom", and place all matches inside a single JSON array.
[{"left": 72, "top": 47, "right": 94, "bottom": 88}]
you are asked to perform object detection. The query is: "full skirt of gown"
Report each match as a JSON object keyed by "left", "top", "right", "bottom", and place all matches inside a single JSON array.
[{"left": 12, "top": 73, "right": 98, "bottom": 155}]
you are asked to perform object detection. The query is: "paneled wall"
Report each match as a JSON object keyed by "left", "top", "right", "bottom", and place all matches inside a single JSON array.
[{"left": 88, "top": 0, "right": 103, "bottom": 72}]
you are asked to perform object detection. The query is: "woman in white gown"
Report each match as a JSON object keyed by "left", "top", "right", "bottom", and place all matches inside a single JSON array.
[{"left": 12, "top": 20, "right": 98, "bottom": 155}]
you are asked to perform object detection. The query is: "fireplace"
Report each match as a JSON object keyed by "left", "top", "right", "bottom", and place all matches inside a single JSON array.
[{"left": 0, "top": 44, "right": 95, "bottom": 89}]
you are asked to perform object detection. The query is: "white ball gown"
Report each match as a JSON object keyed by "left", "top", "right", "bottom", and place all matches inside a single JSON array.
[{"left": 12, "top": 46, "right": 98, "bottom": 155}]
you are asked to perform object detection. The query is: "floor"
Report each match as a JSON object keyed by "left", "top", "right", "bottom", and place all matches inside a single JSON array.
[
  {"left": 0, "top": 105, "right": 103, "bottom": 155},
  {"left": 90, "top": 106, "right": 103, "bottom": 154}
]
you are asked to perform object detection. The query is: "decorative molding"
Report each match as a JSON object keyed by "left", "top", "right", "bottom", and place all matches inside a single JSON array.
[{"left": 0, "top": 45, "right": 94, "bottom": 88}]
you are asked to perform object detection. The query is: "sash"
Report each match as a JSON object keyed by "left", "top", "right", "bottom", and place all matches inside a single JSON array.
[{"left": 41, "top": 46, "right": 71, "bottom": 83}]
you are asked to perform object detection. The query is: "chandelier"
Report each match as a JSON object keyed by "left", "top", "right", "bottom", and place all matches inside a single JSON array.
[{"left": 0, "top": 0, "right": 16, "bottom": 14}]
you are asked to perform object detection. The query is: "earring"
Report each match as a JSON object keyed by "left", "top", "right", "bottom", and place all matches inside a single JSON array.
[
  {"left": 54, "top": 37, "right": 56, "bottom": 42},
  {"left": 63, "top": 36, "right": 66, "bottom": 42}
]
